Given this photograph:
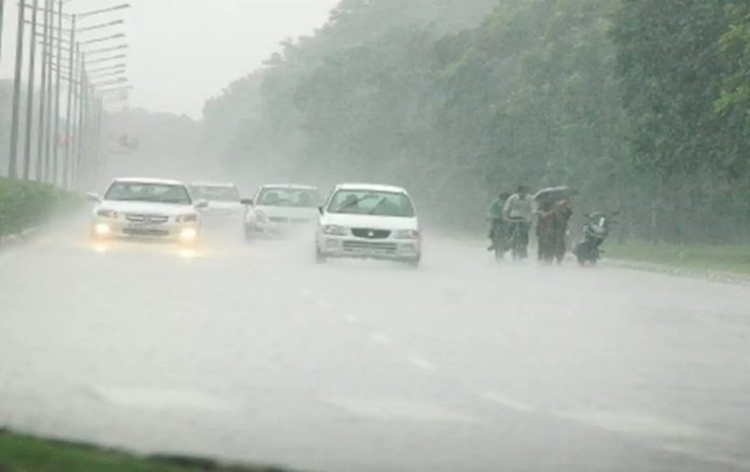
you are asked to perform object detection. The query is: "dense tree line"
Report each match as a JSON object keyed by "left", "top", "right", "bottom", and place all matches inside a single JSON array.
[{"left": 203, "top": 0, "right": 750, "bottom": 242}]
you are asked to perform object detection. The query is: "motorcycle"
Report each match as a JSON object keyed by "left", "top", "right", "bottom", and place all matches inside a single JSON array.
[
  {"left": 507, "top": 217, "right": 529, "bottom": 261},
  {"left": 573, "top": 211, "right": 619, "bottom": 266}
]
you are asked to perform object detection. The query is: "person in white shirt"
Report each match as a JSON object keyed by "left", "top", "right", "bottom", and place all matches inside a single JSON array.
[{"left": 503, "top": 185, "right": 535, "bottom": 257}]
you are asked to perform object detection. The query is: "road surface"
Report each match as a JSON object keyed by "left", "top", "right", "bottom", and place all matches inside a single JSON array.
[{"left": 1, "top": 218, "right": 749, "bottom": 471}]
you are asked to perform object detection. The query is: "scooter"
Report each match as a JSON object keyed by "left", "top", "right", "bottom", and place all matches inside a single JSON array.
[{"left": 573, "top": 211, "right": 618, "bottom": 266}]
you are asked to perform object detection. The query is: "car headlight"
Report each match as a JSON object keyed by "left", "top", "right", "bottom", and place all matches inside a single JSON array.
[
  {"left": 179, "top": 228, "right": 198, "bottom": 242},
  {"left": 323, "top": 225, "right": 348, "bottom": 236},
  {"left": 96, "top": 209, "right": 118, "bottom": 219},
  {"left": 251, "top": 209, "right": 268, "bottom": 223},
  {"left": 394, "top": 229, "right": 420, "bottom": 240},
  {"left": 176, "top": 214, "right": 198, "bottom": 223}
]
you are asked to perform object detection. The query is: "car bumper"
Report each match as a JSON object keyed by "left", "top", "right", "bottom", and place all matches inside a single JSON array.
[
  {"left": 317, "top": 235, "right": 421, "bottom": 260},
  {"left": 91, "top": 218, "right": 201, "bottom": 243},
  {"left": 246, "top": 220, "right": 314, "bottom": 237}
]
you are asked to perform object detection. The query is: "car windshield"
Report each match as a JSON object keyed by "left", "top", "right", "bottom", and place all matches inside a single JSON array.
[
  {"left": 257, "top": 188, "right": 320, "bottom": 207},
  {"left": 104, "top": 182, "right": 192, "bottom": 205},
  {"left": 327, "top": 190, "right": 415, "bottom": 217},
  {"left": 191, "top": 185, "right": 240, "bottom": 202}
]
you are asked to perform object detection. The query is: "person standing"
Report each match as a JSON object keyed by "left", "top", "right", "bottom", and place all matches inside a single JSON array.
[
  {"left": 503, "top": 185, "right": 535, "bottom": 258},
  {"left": 487, "top": 191, "right": 511, "bottom": 251},
  {"left": 552, "top": 199, "right": 573, "bottom": 264}
]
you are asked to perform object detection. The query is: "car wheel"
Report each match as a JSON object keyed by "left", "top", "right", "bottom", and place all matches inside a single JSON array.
[{"left": 405, "top": 257, "right": 420, "bottom": 268}]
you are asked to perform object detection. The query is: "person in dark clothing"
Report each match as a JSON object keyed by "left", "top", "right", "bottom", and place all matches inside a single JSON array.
[
  {"left": 552, "top": 199, "right": 573, "bottom": 264},
  {"left": 536, "top": 200, "right": 556, "bottom": 262}
]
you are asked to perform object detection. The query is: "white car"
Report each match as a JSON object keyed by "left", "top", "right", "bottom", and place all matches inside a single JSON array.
[
  {"left": 189, "top": 181, "right": 248, "bottom": 230},
  {"left": 88, "top": 177, "right": 207, "bottom": 244},
  {"left": 245, "top": 184, "right": 321, "bottom": 239},
  {"left": 315, "top": 183, "right": 421, "bottom": 266}
]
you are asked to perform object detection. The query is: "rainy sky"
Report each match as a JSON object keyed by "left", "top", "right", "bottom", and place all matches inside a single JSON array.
[{"left": 0, "top": 0, "right": 341, "bottom": 118}]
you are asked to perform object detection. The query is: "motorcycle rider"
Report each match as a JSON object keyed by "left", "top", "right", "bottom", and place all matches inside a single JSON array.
[
  {"left": 487, "top": 191, "right": 511, "bottom": 251},
  {"left": 503, "top": 185, "right": 535, "bottom": 256}
]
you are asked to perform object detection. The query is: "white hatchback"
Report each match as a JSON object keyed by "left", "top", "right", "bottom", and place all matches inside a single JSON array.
[
  {"left": 315, "top": 183, "right": 421, "bottom": 266},
  {"left": 88, "top": 177, "right": 206, "bottom": 244}
]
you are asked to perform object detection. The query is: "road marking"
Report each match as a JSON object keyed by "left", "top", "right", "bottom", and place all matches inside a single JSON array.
[
  {"left": 92, "top": 386, "right": 233, "bottom": 412},
  {"left": 407, "top": 355, "right": 438, "bottom": 373},
  {"left": 480, "top": 392, "right": 537, "bottom": 413},
  {"left": 657, "top": 443, "right": 750, "bottom": 470},
  {"left": 326, "top": 397, "right": 477, "bottom": 424},
  {"left": 556, "top": 410, "right": 706, "bottom": 440},
  {"left": 344, "top": 315, "right": 359, "bottom": 324},
  {"left": 369, "top": 333, "right": 393, "bottom": 345}
]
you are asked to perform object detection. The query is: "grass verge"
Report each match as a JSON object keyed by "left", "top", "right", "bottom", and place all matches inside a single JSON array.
[
  {"left": 605, "top": 240, "right": 750, "bottom": 276},
  {"left": 0, "top": 430, "right": 292, "bottom": 471},
  {"left": 0, "top": 177, "right": 81, "bottom": 238}
]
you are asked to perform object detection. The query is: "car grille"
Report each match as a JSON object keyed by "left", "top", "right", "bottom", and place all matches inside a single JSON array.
[
  {"left": 125, "top": 214, "right": 169, "bottom": 224},
  {"left": 269, "top": 216, "right": 288, "bottom": 223},
  {"left": 122, "top": 228, "right": 169, "bottom": 237},
  {"left": 343, "top": 240, "right": 397, "bottom": 254},
  {"left": 352, "top": 228, "right": 391, "bottom": 239}
]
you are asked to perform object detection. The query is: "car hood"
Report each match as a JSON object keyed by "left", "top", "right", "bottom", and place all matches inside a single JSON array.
[
  {"left": 256, "top": 205, "right": 318, "bottom": 219},
  {"left": 320, "top": 213, "right": 418, "bottom": 230},
  {"left": 204, "top": 201, "right": 245, "bottom": 211},
  {"left": 97, "top": 200, "right": 197, "bottom": 216}
]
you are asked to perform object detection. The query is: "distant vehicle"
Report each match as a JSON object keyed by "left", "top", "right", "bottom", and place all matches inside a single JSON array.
[
  {"left": 189, "top": 182, "right": 247, "bottom": 230},
  {"left": 315, "top": 183, "right": 421, "bottom": 267},
  {"left": 87, "top": 177, "right": 207, "bottom": 244},
  {"left": 244, "top": 184, "right": 321, "bottom": 239},
  {"left": 572, "top": 211, "right": 619, "bottom": 266}
]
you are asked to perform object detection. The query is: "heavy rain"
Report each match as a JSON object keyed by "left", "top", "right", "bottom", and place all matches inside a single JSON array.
[{"left": 0, "top": 0, "right": 749, "bottom": 471}]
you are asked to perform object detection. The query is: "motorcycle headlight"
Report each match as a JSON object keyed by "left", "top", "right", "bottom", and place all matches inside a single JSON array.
[
  {"left": 394, "top": 229, "right": 420, "bottom": 240},
  {"left": 96, "top": 209, "right": 118, "bottom": 219},
  {"left": 176, "top": 213, "right": 198, "bottom": 223},
  {"left": 323, "top": 225, "right": 348, "bottom": 236}
]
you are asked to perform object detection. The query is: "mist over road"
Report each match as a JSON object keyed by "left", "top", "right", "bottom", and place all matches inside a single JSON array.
[{"left": 1, "top": 219, "right": 749, "bottom": 472}]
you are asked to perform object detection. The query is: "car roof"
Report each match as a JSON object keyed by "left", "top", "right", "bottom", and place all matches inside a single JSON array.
[
  {"left": 112, "top": 177, "right": 186, "bottom": 186},
  {"left": 260, "top": 184, "right": 319, "bottom": 190},
  {"left": 190, "top": 181, "right": 237, "bottom": 188},
  {"left": 334, "top": 183, "right": 408, "bottom": 194}
]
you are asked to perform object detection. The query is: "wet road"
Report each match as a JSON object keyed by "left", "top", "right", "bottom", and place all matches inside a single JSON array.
[{"left": 1, "top": 220, "right": 750, "bottom": 472}]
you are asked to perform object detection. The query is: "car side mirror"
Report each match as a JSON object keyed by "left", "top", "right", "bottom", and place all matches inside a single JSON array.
[
  {"left": 86, "top": 192, "right": 101, "bottom": 203},
  {"left": 240, "top": 198, "right": 254, "bottom": 206},
  {"left": 195, "top": 199, "right": 209, "bottom": 209},
  {"left": 318, "top": 206, "right": 324, "bottom": 215}
]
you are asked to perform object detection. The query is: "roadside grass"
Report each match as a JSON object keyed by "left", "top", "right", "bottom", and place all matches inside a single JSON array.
[
  {"left": 605, "top": 240, "right": 750, "bottom": 275},
  {"left": 0, "top": 430, "right": 292, "bottom": 472},
  {"left": 0, "top": 177, "right": 81, "bottom": 237}
]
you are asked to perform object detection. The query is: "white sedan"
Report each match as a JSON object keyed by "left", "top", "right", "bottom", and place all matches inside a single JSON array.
[
  {"left": 189, "top": 181, "right": 248, "bottom": 232},
  {"left": 88, "top": 177, "right": 207, "bottom": 244},
  {"left": 315, "top": 183, "right": 421, "bottom": 266},
  {"left": 245, "top": 184, "right": 321, "bottom": 238}
]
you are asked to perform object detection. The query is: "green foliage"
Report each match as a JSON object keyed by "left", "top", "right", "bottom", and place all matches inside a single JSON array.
[
  {"left": 0, "top": 177, "right": 80, "bottom": 236},
  {"left": 0, "top": 430, "right": 286, "bottom": 471},
  {"left": 202, "top": 0, "right": 750, "bottom": 241}
]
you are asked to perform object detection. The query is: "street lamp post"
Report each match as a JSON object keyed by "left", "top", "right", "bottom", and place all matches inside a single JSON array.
[
  {"left": 22, "top": 0, "right": 40, "bottom": 180},
  {"left": 35, "top": 0, "right": 52, "bottom": 181},
  {"left": 52, "top": 0, "right": 63, "bottom": 185},
  {"left": 8, "top": 0, "right": 27, "bottom": 178}
]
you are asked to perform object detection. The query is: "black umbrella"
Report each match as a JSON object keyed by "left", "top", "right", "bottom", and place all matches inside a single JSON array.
[{"left": 533, "top": 186, "right": 577, "bottom": 203}]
